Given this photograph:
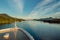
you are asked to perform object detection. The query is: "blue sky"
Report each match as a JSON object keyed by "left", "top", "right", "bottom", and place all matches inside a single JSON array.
[{"left": 0, "top": 0, "right": 60, "bottom": 19}]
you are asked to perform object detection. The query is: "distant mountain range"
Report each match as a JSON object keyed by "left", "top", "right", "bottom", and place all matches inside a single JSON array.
[
  {"left": 33, "top": 17, "right": 60, "bottom": 23},
  {"left": 0, "top": 14, "right": 25, "bottom": 24}
]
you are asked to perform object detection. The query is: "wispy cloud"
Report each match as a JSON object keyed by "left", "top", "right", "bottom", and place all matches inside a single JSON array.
[
  {"left": 27, "top": 0, "right": 60, "bottom": 19},
  {"left": 27, "top": 0, "right": 53, "bottom": 18},
  {"left": 53, "top": 12, "right": 60, "bottom": 18},
  {"left": 13, "top": 0, "right": 24, "bottom": 13},
  {"left": 7, "top": 0, "right": 24, "bottom": 18}
]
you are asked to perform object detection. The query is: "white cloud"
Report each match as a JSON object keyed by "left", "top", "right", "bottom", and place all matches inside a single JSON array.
[
  {"left": 13, "top": 0, "right": 24, "bottom": 13},
  {"left": 34, "top": 0, "right": 52, "bottom": 9},
  {"left": 6, "top": 0, "right": 24, "bottom": 18},
  {"left": 53, "top": 12, "right": 60, "bottom": 18},
  {"left": 27, "top": 0, "right": 53, "bottom": 19},
  {"left": 27, "top": 0, "right": 60, "bottom": 19},
  {"left": 7, "top": 0, "right": 24, "bottom": 14}
]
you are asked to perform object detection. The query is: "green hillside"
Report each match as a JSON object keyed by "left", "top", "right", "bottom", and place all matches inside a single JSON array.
[{"left": 0, "top": 14, "right": 25, "bottom": 24}]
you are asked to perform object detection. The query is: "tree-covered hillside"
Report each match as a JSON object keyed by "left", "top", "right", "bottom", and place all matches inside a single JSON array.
[{"left": 0, "top": 14, "right": 25, "bottom": 24}]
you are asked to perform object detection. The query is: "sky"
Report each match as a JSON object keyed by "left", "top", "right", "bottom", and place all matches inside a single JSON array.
[{"left": 0, "top": 0, "right": 60, "bottom": 19}]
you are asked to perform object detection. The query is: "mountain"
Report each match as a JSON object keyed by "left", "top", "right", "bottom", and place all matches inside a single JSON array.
[
  {"left": 33, "top": 17, "right": 60, "bottom": 23},
  {"left": 0, "top": 14, "right": 25, "bottom": 24}
]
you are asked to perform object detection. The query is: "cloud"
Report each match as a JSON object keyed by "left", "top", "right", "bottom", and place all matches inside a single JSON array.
[
  {"left": 27, "top": 0, "right": 53, "bottom": 19},
  {"left": 53, "top": 12, "right": 60, "bottom": 18},
  {"left": 27, "top": 0, "right": 60, "bottom": 19},
  {"left": 13, "top": 0, "right": 24, "bottom": 13},
  {"left": 7, "top": 0, "right": 24, "bottom": 14},
  {"left": 6, "top": 0, "right": 24, "bottom": 18}
]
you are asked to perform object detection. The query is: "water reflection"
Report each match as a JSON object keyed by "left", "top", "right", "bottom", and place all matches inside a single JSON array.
[
  {"left": 27, "top": 21, "right": 60, "bottom": 40},
  {"left": 0, "top": 21, "right": 60, "bottom": 40}
]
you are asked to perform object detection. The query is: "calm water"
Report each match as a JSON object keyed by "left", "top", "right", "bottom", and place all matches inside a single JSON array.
[{"left": 0, "top": 21, "right": 60, "bottom": 40}]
